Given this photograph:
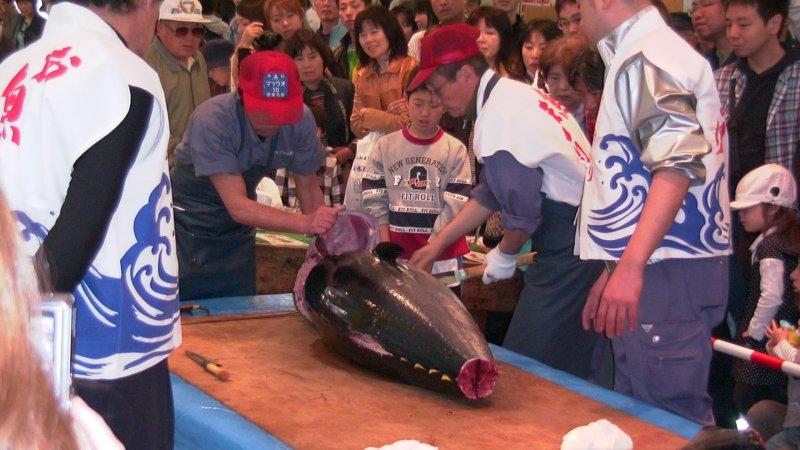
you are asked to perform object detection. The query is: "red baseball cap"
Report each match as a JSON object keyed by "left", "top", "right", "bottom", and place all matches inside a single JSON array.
[
  {"left": 406, "top": 23, "right": 481, "bottom": 93},
  {"left": 238, "top": 51, "right": 303, "bottom": 125}
]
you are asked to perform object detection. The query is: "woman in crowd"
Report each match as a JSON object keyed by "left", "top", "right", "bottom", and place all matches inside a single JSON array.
[
  {"left": 467, "top": 6, "right": 522, "bottom": 80},
  {"left": 264, "top": 0, "right": 304, "bottom": 50},
  {"left": 391, "top": 3, "right": 417, "bottom": 43},
  {"left": 413, "top": 0, "right": 435, "bottom": 32},
  {"left": 350, "top": 5, "right": 418, "bottom": 138},
  {"left": 231, "top": 0, "right": 269, "bottom": 89},
  {"left": 278, "top": 30, "right": 355, "bottom": 206},
  {"left": 539, "top": 35, "right": 590, "bottom": 132},
  {"left": 519, "top": 19, "right": 561, "bottom": 89}
]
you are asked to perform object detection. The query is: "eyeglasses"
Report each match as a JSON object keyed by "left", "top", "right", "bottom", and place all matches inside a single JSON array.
[
  {"left": 557, "top": 15, "right": 581, "bottom": 30},
  {"left": 165, "top": 24, "right": 205, "bottom": 38}
]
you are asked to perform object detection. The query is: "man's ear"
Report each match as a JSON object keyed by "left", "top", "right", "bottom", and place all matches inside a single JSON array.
[{"left": 766, "top": 13, "right": 784, "bottom": 37}]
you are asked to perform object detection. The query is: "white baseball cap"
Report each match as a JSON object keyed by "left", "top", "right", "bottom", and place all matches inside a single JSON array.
[
  {"left": 730, "top": 163, "right": 797, "bottom": 210},
  {"left": 159, "top": 0, "right": 210, "bottom": 23}
]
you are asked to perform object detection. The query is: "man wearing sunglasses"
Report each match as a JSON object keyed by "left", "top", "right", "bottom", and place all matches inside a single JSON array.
[{"left": 145, "top": 0, "right": 211, "bottom": 166}]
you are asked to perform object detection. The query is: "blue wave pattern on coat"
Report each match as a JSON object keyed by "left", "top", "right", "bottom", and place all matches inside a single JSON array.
[
  {"left": 15, "top": 173, "right": 179, "bottom": 378},
  {"left": 587, "top": 134, "right": 729, "bottom": 259}
]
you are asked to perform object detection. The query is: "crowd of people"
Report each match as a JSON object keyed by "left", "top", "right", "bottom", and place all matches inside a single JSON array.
[{"left": 2, "top": 0, "right": 800, "bottom": 448}]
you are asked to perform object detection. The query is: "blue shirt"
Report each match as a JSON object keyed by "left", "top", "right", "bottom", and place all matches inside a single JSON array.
[{"left": 174, "top": 92, "right": 324, "bottom": 177}]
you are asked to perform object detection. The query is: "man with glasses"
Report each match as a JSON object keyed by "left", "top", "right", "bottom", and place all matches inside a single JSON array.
[
  {"left": 409, "top": 24, "right": 604, "bottom": 381},
  {"left": 691, "top": 0, "right": 733, "bottom": 69},
  {"left": 145, "top": 0, "right": 211, "bottom": 165},
  {"left": 556, "top": 0, "right": 582, "bottom": 36}
]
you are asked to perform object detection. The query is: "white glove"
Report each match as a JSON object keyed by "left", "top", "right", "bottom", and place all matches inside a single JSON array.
[{"left": 481, "top": 247, "right": 517, "bottom": 284}]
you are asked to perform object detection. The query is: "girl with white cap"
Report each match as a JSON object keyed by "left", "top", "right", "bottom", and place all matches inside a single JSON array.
[{"left": 731, "top": 163, "right": 800, "bottom": 414}]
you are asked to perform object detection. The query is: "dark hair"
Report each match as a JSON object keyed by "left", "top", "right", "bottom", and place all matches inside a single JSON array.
[
  {"left": 413, "top": 0, "right": 438, "bottom": 27},
  {"left": 764, "top": 205, "right": 800, "bottom": 255},
  {"left": 668, "top": 12, "right": 694, "bottom": 32},
  {"left": 285, "top": 29, "right": 337, "bottom": 74},
  {"left": 518, "top": 19, "right": 561, "bottom": 80},
  {"left": 521, "top": 19, "right": 561, "bottom": 46},
  {"left": 237, "top": 0, "right": 267, "bottom": 23},
  {"left": 434, "top": 53, "right": 489, "bottom": 82},
  {"left": 539, "top": 35, "right": 589, "bottom": 79},
  {"left": 554, "top": 0, "right": 577, "bottom": 16},
  {"left": 199, "top": 0, "right": 219, "bottom": 16},
  {"left": 391, "top": 3, "right": 418, "bottom": 33},
  {"left": 354, "top": 5, "right": 408, "bottom": 66},
  {"left": 467, "top": 6, "right": 523, "bottom": 79},
  {"left": 724, "top": 0, "right": 788, "bottom": 25},
  {"left": 570, "top": 48, "right": 604, "bottom": 92}
]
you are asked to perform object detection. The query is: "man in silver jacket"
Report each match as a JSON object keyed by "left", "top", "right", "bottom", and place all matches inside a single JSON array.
[{"left": 578, "top": 0, "right": 731, "bottom": 425}]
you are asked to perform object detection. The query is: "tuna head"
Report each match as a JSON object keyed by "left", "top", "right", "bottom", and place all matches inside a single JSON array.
[{"left": 303, "top": 242, "right": 499, "bottom": 400}]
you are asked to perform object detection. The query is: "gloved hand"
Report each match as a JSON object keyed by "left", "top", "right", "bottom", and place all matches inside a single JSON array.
[{"left": 481, "top": 247, "right": 517, "bottom": 284}]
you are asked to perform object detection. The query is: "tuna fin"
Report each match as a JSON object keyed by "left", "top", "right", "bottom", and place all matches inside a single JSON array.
[{"left": 373, "top": 242, "right": 405, "bottom": 264}]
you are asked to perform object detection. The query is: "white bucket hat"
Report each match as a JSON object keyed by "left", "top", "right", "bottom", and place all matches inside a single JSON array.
[
  {"left": 730, "top": 163, "right": 797, "bottom": 210},
  {"left": 159, "top": 0, "right": 210, "bottom": 23}
]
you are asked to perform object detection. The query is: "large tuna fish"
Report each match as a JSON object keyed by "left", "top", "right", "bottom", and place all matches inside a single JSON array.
[{"left": 293, "top": 211, "right": 499, "bottom": 400}]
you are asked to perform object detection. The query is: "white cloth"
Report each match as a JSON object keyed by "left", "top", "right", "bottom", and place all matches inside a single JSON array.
[
  {"left": 474, "top": 69, "right": 589, "bottom": 207},
  {"left": 561, "top": 419, "right": 633, "bottom": 450},
  {"left": 256, "top": 177, "right": 284, "bottom": 208},
  {"left": 747, "top": 228, "right": 786, "bottom": 340},
  {"left": 407, "top": 30, "right": 424, "bottom": 60},
  {"left": 0, "top": 3, "right": 180, "bottom": 380},
  {"left": 578, "top": 7, "right": 730, "bottom": 261},
  {"left": 345, "top": 131, "right": 384, "bottom": 209}
]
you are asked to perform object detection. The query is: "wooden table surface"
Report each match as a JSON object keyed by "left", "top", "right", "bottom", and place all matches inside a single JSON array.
[{"left": 172, "top": 313, "right": 691, "bottom": 450}]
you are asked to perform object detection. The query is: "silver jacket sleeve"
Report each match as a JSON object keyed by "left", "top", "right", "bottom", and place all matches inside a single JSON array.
[{"left": 614, "top": 54, "right": 710, "bottom": 185}]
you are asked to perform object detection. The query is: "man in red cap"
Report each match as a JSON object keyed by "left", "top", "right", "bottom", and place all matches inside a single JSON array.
[
  {"left": 171, "top": 50, "right": 342, "bottom": 301},
  {"left": 409, "top": 23, "right": 604, "bottom": 380}
]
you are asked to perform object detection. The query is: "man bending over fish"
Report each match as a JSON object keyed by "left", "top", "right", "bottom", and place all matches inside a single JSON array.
[{"left": 408, "top": 24, "right": 604, "bottom": 380}]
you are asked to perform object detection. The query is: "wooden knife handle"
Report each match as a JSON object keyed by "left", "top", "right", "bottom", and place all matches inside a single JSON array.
[{"left": 205, "top": 362, "right": 230, "bottom": 381}]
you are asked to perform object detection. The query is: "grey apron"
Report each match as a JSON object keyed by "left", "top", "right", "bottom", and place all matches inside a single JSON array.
[{"left": 171, "top": 100, "right": 278, "bottom": 301}]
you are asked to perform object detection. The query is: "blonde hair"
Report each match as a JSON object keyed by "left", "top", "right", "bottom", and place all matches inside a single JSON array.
[{"left": 0, "top": 189, "right": 77, "bottom": 449}]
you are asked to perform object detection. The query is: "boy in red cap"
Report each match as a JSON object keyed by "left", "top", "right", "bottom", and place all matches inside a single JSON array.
[
  {"left": 171, "top": 51, "right": 343, "bottom": 301},
  {"left": 408, "top": 23, "right": 604, "bottom": 380}
]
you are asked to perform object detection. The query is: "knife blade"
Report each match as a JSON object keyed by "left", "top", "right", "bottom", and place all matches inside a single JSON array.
[{"left": 185, "top": 350, "right": 230, "bottom": 381}]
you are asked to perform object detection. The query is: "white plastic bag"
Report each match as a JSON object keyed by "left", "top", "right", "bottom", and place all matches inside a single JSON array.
[{"left": 344, "top": 131, "right": 383, "bottom": 210}]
